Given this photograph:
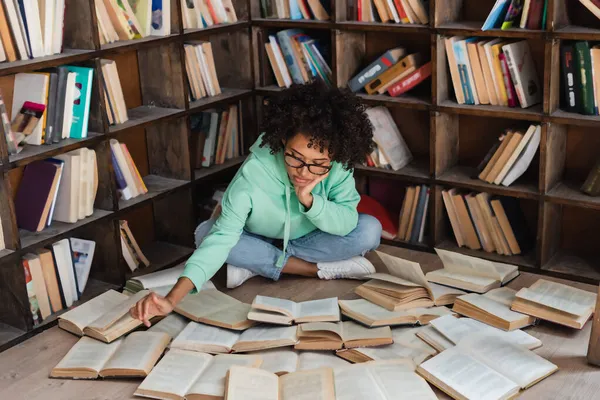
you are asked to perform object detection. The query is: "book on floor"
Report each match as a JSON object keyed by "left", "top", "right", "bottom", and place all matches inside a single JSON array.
[
  {"left": 416, "top": 325, "right": 455, "bottom": 353},
  {"left": 338, "top": 298, "right": 455, "bottom": 327},
  {"left": 295, "top": 321, "right": 392, "bottom": 350},
  {"left": 248, "top": 348, "right": 350, "bottom": 376},
  {"left": 147, "top": 313, "right": 189, "bottom": 340},
  {"left": 453, "top": 287, "right": 536, "bottom": 331},
  {"left": 247, "top": 296, "right": 340, "bottom": 325},
  {"left": 335, "top": 326, "right": 437, "bottom": 366},
  {"left": 50, "top": 332, "right": 169, "bottom": 379},
  {"left": 174, "top": 288, "right": 255, "bottom": 330},
  {"left": 511, "top": 279, "right": 597, "bottom": 329},
  {"left": 170, "top": 321, "right": 299, "bottom": 354},
  {"left": 416, "top": 332, "right": 558, "bottom": 400},
  {"left": 425, "top": 248, "right": 519, "bottom": 293},
  {"left": 354, "top": 251, "right": 466, "bottom": 311},
  {"left": 134, "top": 349, "right": 262, "bottom": 400},
  {"left": 58, "top": 289, "right": 151, "bottom": 343}
]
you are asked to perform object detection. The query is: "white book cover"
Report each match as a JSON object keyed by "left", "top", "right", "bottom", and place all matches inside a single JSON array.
[
  {"left": 366, "top": 106, "right": 413, "bottom": 171},
  {"left": 62, "top": 72, "right": 76, "bottom": 138},
  {"left": 53, "top": 152, "right": 81, "bottom": 223},
  {"left": 11, "top": 73, "right": 49, "bottom": 146},
  {"left": 501, "top": 125, "right": 541, "bottom": 186},
  {"left": 502, "top": 40, "right": 542, "bottom": 108},
  {"left": 269, "top": 37, "right": 292, "bottom": 87},
  {"left": 52, "top": 0, "right": 66, "bottom": 54},
  {"left": 41, "top": 0, "right": 55, "bottom": 56},
  {"left": 151, "top": 0, "right": 171, "bottom": 36},
  {"left": 494, "top": 125, "right": 537, "bottom": 185},
  {"left": 23, "top": 0, "right": 44, "bottom": 57},
  {"left": 52, "top": 239, "right": 78, "bottom": 306},
  {"left": 3, "top": 0, "right": 29, "bottom": 59},
  {"left": 70, "top": 238, "right": 96, "bottom": 293}
]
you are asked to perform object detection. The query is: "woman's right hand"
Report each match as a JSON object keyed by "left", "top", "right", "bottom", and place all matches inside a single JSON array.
[{"left": 129, "top": 292, "right": 174, "bottom": 327}]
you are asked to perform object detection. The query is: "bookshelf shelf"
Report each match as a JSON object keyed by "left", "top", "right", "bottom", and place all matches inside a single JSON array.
[
  {"left": 0, "top": 49, "right": 94, "bottom": 77},
  {"left": 336, "top": 21, "right": 430, "bottom": 33},
  {"left": 0, "top": 249, "right": 14, "bottom": 260},
  {"left": 108, "top": 107, "right": 184, "bottom": 135},
  {"left": 118, "top": 175, "right": 190, "bottom": 212},
  {"left": 437, "top": 101, "right": 544, "bottom": 121},
  {"left": 99, "top": 34, "right": 182, "bottom": 53},
  {"left": 356, "top": 93, "right": 431, "bottom": 110},
  {"left": 189, "top": 88, "right": 253, "bottom": 112},
  {"left": 549, "top": 109, "right": 600, "bottom": 127},
  {"left": 252, "top": 18, "right": 335, "bottom": 29},
  {"left": 542, "top": 251, "right": 600, "bottom": 283},
  {"left": 195, "top": 156, "right": 248, "bottom": 181},
  {"left": 183, "top": 21, "right": 251, "bottom": 37},
  {"left": 546, "top": 182, "right": 600, "bottom": 210},
  {"left": 355, "top": 161, "right": 431, "bottom": 184},
  {"left": 436, "top": 22, "right": 545, "bottom": 39},
  {"left": 553, "top": 25, "right": 600, "bottom": 40},
  {"left": 129, "top": 241, "right": 195, "bottom": 279}
]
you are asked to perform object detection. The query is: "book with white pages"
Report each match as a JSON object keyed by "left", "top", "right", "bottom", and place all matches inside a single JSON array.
[
  {"left": 170, "top": 321, "right": 298, "bottom": 354},
  {"left": 248, "top": 296, "right": 340, "bottom": 325},
  {"left": 148, "top": 313, "right": 189, "bottom": 340},
  {"left": 336, "top": 326, "right": 438, "bottom": 366},
  {"left": 338, "top": 298, "right": 455, "bottom": 327},
  {"left": 453, "top": 287, "right": 536, "bottom": 331},
  {"left": 58, "top": 290, "right": 152, "bottom": 343},
  {"left": 417, "top": 332, "right": 558, "bottom": 400},
  {"left": 248, "top": 348, "right": 350, "bottom": 376},
  {"left": 425, "top": 248, "right": 520, "bottom": 293},
  {"left": 511, "top": 279, "right": 597, "bottom": 329},
  {"left": 295, "top": 321, "right": 392, "bottom": 350},
  {"left": 51, "top": 332, "right": 169, "bottom": 379},
  {"left": 501, "top": 123, "right": 541, "bottom": 187},
  {"left": 429, "top": 315, "right": 542, "bottom": 350},
  {"left": 125, "top": 263, "right": 185, "bottom": 293},
  {"left": 134, "top": 349, "right": 262, "bottom": 400},
  {"left": 355, "top": 251, "right": 466, "bottom": 311},
  {"left": 416, "top": 325, "right": 455, "bottom": 353},
  {"left": 174, "top": 289, "right": 255, "bottom": 330},
  {"left": 494, "top": 124, "right": 539, "bottom": 185},
  {"left": 333, "top": 359, "right": 438, "bottom": 400}
]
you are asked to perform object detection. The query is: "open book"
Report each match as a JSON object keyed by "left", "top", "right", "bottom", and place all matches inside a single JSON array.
[
  {"left": 148, "top": 313, "right": 189, "bottom": 339},
  {"left": 50, "top": 332, "right": 169, "bottom": 379},
  {"left": 339, "top": 298, "right": 454, "bottom": 327},
  {"left": 248, "top": 349, "right": 350, "bottom": 375},
  {"left": 428, "top": 315, "right": 542, "bottom": 350},
  {"left": 511, "top": 279, "right": 597, "bottom": 329},
  {"left": 355, "top": 251, "right": 466, "bottom": 311},
  {"left": 417, "top": 333, "right": 558, "bottom": 400},
  {"left": 175, "top": 289, "right": 255, "bottom": 330},
  {"left": 170, "top": 321, "right": 298, "bottom": 353},
  {"left": 58, "top": 289, "right": 152, "bottom": 343},
  {"left": 416, "top": 325, "right": 455, "bottom": 353},
  {"left": 425, "top": 248, "right": 519, "bottom": 293},
  {"left": 225, "top": 365, "right": 336, "bottom": 400},
  {"left": 295, "top": 321, "right": 392, "bottom": 350},
  {"left": 336, "top": 326, "right": 437, "bottom": 366},
  {"left": 453, "top": 287, "right": 536, "bottom": 331},
  {"left": 247, "top": 296, "right": 340, "bottom": 325},
  {"left": 135, "top": 349, "right": 262, "bottom": 400}
]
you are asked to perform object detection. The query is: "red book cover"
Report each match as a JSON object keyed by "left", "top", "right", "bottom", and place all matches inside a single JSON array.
[
  {"left": 526, "top": 0, "right": 543, "bottom": 29},
  {"left": 357, "top": 0, "right": 362, "bottom": 21},
  {"left": 357, "top": 194, "right": 397, "bottom": 239},
  {"left": 387, "top": 62, "right": 432, "bottom": 97},
  {"left": 393, "top": 0, "right": 409, "bottom": 22},
  {"left": 499, "top": 53, "right": 518, "bottom": 107}
]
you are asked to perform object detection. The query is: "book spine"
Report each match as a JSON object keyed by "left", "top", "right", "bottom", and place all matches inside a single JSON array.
[
  {"left": 499, "top": 53, "right": 518, "bottom": 107},
  {"left": 23, "top": 260, "right": 42, "bottom": 326},
  {"left": 541, "top": 0, "right": 548, "bottom": 29},
  {"left": 347, "top": 53, "right": 396, "bottom": 92},
  {"left": 482, "top": 0, "right": 510, "bottom": 30},
  {"left": 526, "top": 0, "right": 543, "bottom": 29},
  {"left": 393, "top": 0, "right": 409, "bottom": 23},
  {"left": 501, "top": 0, "right": 523, "bottom": 30},
  {"left": 502, "top": 47, "right": 526, "bottom": 107},
  {"left": 387, "top": 62, "right": 431, "bottom": 96},
  {"left": 575, "top": 41, "right": 595, "bottom": 115},
  {"left": 561, "top": 44, "right": 579, "bottom": 113},
  {"left": 276, "top": 31, "right": 304, "bottom": 84}
]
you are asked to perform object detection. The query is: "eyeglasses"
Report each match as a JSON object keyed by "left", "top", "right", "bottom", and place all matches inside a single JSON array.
[{"left": 284, "top": 153, "right": 332, "bottom": 176}]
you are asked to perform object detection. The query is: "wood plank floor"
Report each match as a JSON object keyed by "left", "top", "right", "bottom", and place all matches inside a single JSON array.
[{"left": 0, "top": 245, "right": 599, "bottom": 399}]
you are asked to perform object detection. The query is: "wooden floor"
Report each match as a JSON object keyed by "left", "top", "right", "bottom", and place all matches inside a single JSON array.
[{"left": 1, "top": 245, "right": 599, "bottom": 399}]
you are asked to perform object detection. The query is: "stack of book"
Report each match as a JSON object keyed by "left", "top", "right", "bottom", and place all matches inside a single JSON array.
[
  {"left": 265, "top": 29, "right": 332, "bottom": 88},
  {"left": 100, "top": 59, "right": 129, "bottom": 126},
  {"left": 260, "top": 0, "right": 330, "bottom": 20},
  {"left": 445, "top": 37, "right": 541, "bottom": 108},
  {"left": 95, "top": 0, "right": 171, "bottom": 44},
  {"left": 364, "top": 106, "right": 413, "bottom": 171},
  {"left": 475, "top": 124, "right": 541, "bottom": 187},
  {"left": 6, "top": 67, "right": 94, "bottom": 153},
  {"left": 348, "top": 47, "right": 431, "bottom": 97},
  {"left": 482, "top": 0, "right": 548, "bottom": 30},
  {"left": 110, "top": 138, "right": 148, "bottom": 201},
  {"left": 181, "top": 0, "right": 237, "bottom": 29},
  {"left": 351, "top": 0, "right": 428, "bottom": 25},
  {"left": 441, "top": 190, "right": 533, "bottom": 256},
  {"left": 192, "top": 103, "right": 243, "bottom": 168},
  {"left": 561, "top": 41, "right": 600, "bottom": 116},
  {"left": 15, "top": 149, "right": 99, "bottom": 232},
  {"left": 119, "top": 220, "right": 149, "bottom": 272},
  {"left": 397, "top": 185, "right": 430, "bottom": 245},
  {"left": 0, "top": 0, "right": 66, "bottom": 62},
  {"left": 22, "top": 238, "right": 96, "bottom": 326},
  {"left": 184, "top": 41, "right": 222, "bottom": 101}
]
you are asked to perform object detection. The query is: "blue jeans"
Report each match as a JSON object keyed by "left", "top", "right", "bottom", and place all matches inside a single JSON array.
[{"left": 194, "top": 214, "right": 382, "bottom": 281}]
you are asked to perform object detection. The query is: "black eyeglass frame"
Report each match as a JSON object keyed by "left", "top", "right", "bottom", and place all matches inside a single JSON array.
[{"left": 284, "top": 152, "right": 332, "bottom": 176}]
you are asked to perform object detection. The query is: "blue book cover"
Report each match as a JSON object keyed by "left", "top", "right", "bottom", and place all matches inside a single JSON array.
[
  {"left": 482, "top": 0, "right": 511, "bottom": 30},
  {"left": 63, "top": 66, "right": 94, "bottom": 139},
  {"left": 275, "top": 30, "right": 305, "bottom": 84},
  {"left": 453, "top": 41, "right": 475, "bottom": 105},
  {"left": 289, "top": 0, "right": 303, "bottom": 19}
]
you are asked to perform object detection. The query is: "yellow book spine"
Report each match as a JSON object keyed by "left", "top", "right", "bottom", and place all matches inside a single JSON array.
[{"left": 491, "top": 45, "right": 508, "bottom": 106}]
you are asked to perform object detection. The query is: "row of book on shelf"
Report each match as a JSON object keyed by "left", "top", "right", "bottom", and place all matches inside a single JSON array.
[
  {"left": 482, "top": 0, "right": 548, "bottom": 31},
  {"left": 23, "top": 220, "right": 149, "bottom": 326},
  {"left": 47, "top": 247, "right": 597, "bottom": 400},
  {"left": 561, "top": 40, "right": 600, "bottom": 117},
  {"left": 184, "top": 41, "right": 223, "bottom": 101},
  {"left": 260, "top": 0, "right": 330, "bottom": 20},
  {"left": 180, "top": 0, "right": 238, "bottom": 30},
  {"left": 352, "top": 0, "right": 428, "bottom": 25}
]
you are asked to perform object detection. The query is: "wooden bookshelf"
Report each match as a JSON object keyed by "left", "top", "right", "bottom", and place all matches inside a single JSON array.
[
  {"left": 251, "top": 0, "right": 600, "bottom": 287},
  {"left": 0, "top": 0, "right": 257, "bottom": 351}
]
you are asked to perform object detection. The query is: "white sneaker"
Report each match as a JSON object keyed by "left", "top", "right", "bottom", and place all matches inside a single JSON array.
[
  {"left": 317, "top": 256, "right": 376, "bottom": 280},
  {"left": 226, "top": 264, "right": 258, "bottom": 289}
]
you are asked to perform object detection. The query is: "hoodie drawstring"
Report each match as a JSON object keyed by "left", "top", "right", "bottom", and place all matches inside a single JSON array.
[{"left": 277, "top": 185, "right": 292, "bottom": 268}]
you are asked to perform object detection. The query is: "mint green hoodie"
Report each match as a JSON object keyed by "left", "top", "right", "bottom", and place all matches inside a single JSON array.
[{"left": 182, "top": 135, "right": 361, "bottom": 291}]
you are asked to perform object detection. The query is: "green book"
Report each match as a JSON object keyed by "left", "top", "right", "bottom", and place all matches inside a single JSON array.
[
  {"left": 541, "top": 0, "right": 548, "bottom": 29},
  {"left": 575, "top": 41, "right": 595, "bottom": 115}
]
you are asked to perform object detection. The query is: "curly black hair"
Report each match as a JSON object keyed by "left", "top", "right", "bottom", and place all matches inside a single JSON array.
[{"left": 259, "top": 80, "right": 375, "bottom": 170}]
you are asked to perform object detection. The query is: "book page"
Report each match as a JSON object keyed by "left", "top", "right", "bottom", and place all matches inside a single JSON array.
[
  {"left": 176, "top": 289, "right": 243, "bottom": 319},
  {"left": 280, "top": 368, "right": 336, "bottom": 400},
  {"left": 254, "top": 295, "right": 298, "bottom": 318},
  {"left": 484, "top": 287, "right": 518, "bottom": 307},
  {"left": 225, "top": 366, "right": 279, "bottom": 400},
  {"left": 459, "top": 333, "right": 557, "bottom": 389},
  {"left": 101, "top": 331, "right": 169, "bottom": 373},
  {"left": 393, "top": 327, "right": 438, "bottom": 355},
  {"left": 297, "top": 322, "right": 343, "bottom": 339},
  {"left": 516, "top": 279, "right": 597, "bottom": 317},
  {"left": 249, "top": 349, "right": 299, "bottom": 374},
  {"left": 238, "top": 325, "right": 298, "bottom": 343},
  {"left": 435, "top": 248, "right": 503, "bottom": 280},
  {"left": 132, "top": 264, "right": 185, "bottom": 289},
  {"left": 426, "top": 269, "right": 497, "bottom": 288},
  {"left": 418, "top": 347, "right": 519, "bottom": 400},
  {"left": 148, "top": 313, "right": 189, "bottom": 339},
  {"left": 297, "top": 351, "right": 350, "bottom": 371},
  {"left": 334, "top": 363, "right": 386, "bottom": 400},
  {"left": 187, "top": 354, "right": 262, "bottom": 397},
  {"left": 171, "top": 321, "right": 240, "bottom": 351},
  {"left": 418, "top": 325, "right": 454, "bottom": 351},
  {"left": 203, "top": 302, "right": 253, "bottom": 327},
  {"left": 428, "top": 282, "right": 466, "bottom": 300},
  {"left": 374, "top": 251, "right": 430, "bottom": 289},
  {"left": 359, "top": 343, "right": 433, "bottom": 365},
  {"left": 460, "top": 293, "right": 528, "bottom": 323},
  {"left": 368, "top": 361, "right": 438, "bottom": 399},
  {"left": 53, "top": 336, "right": 121, "bottom": 373},
  {"left": 135, "top": 349, "right": 212, "bottom": 398},
  {"left": 87, "top": 290, "right": 150, "bottom": 332},
  {"left": 341, "top": 321, "right": 392, "bottom": 342},
  {"left": 298, "top": 298, "right": 340, "bottom": 320},
  {"left": 59, "top": 290, "right": 128, "bottom": 331},
  {"left": 340, "top": 299, "right": 450, "bottom": 323}
]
